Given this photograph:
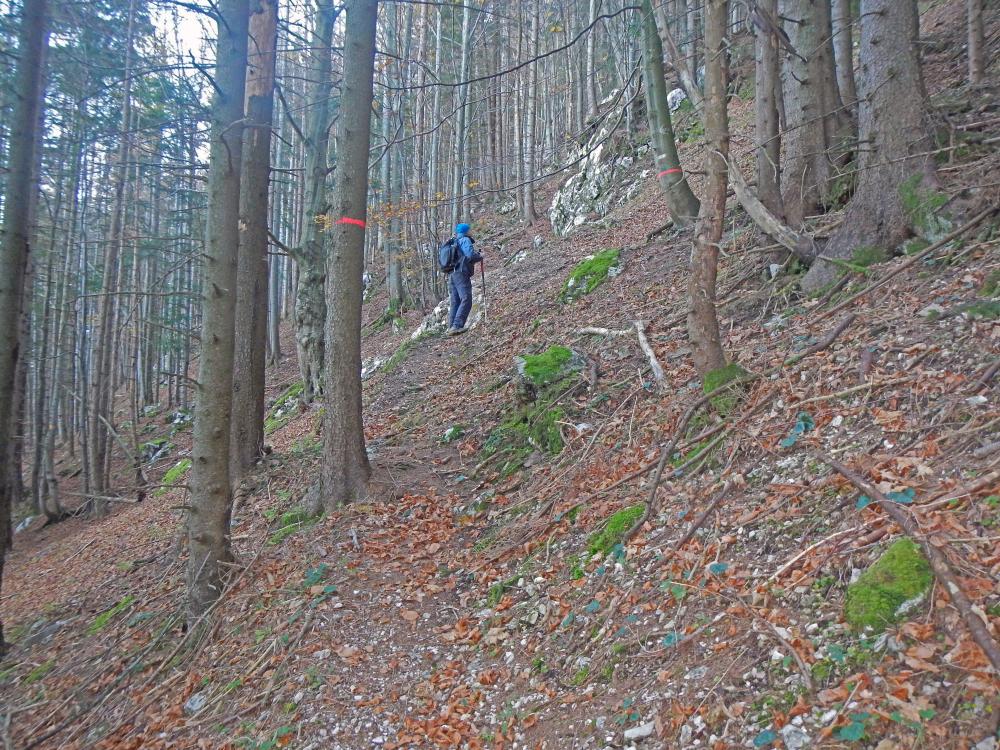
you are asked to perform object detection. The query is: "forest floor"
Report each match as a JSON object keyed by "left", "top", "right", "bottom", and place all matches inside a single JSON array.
[{"left": 3, "top": 2, "right": 1000, "bottom": 748}]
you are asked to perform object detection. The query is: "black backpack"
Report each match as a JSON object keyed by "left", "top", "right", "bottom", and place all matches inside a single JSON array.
[
  {"left": 438, "top": 237, "right": 461, "bottom": 273},
  {"left": 438, "top": 235, "right": 476, "bottom": 273}
]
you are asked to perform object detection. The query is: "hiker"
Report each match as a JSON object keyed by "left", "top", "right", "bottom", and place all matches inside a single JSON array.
[{"left": 441, "top": 222, "right": 482, "bottom": 335}]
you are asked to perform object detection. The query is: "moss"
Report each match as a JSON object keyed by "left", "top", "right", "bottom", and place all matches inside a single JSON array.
[
  {"left": 383, "top": 339, "right": 415, "bottom": 375},
  {"left": 520, "top": 346, "right": 574, "bottom": 387},
  {"left": 267, "top": 507, "right": 318, "bottom": 545},
  {"left": 587, "top": 504, "right": 645, "bottom": 557},
  {"left": 88, "top": 595, "right": 136, "bottom": 635},
  {"left": 156, "top": 458, "right": 191, "bottom": 496},
  {"left": 264, "top": 381, "right": 304, "bottom": 434},
  {"left": 561, "top": 248, "right": 621, "bottom": 302},
  {"left": 482, "top": 403, "right": 566, "bottom": 478},
  {"left": 25, "top": 659, "right": 56, "bottom": 684},
  {"left": 979, "top": 269, "right": 1000, "bottom": 298},
  {"left": 844, "top": 539, "right": 932, "bottom": 630},
  {"left": 703, "top": 362, "right": 750, "bottom": 415},
  {"left": 851, "top": 246, "right": 888, "bottom": 268},
  {"left": 899, "top": 174, "right": 951, "bottom": 240},
  {"left": 570, "top": 666, "right": 590, "bottom": 686},
  {"left": 960, "top": 300, "right": 1000, "bottom": 320}
]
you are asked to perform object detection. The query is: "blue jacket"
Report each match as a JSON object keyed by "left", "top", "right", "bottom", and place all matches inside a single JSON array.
[{"left": 454, "top": 232, "right": 480, "bottom": 276}]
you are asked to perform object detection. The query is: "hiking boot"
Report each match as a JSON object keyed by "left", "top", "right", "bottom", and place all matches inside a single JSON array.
[
  {"left": 451, "top": 326, "right": 468, "bottom": 335},
  {"left": 446, "top": 327, "right": 461, "bottom": 336}
]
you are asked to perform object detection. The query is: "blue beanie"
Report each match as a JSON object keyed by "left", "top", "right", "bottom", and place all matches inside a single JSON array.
[{"left": 456, "top": 223, "right": 471, "bottom": 235}]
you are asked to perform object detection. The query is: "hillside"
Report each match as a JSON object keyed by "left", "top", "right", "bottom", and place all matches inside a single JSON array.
[{"left": 2, "top": 2, "right": 1000, "bottom": 749}]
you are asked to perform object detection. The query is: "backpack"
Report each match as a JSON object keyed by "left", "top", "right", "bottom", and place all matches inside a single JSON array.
[
  {"left": 439, "top": 235, "right": 478, "bottom": 273},
  {"left": 438, "top": 237, "right": 461, "bottom": 273}
]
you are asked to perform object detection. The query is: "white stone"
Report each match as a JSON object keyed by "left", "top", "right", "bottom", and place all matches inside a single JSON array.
[
  {"left": 623, "top": 721, "right": 656, "bottom": 741},
  {"left": 780, "top": 724, "right": 810, "bottom": 750}
]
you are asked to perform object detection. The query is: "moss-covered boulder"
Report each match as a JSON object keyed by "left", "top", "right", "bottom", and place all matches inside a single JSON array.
[
  {"left": 703, "top": 362, "right": 750, "bottom": 415},
  {"left": 844, "top": 539, "right": 933, "bottom": 631},
  {"left": 515, "top": 345, "right": 584, "bottom": 403},
  {"left": 481, "top": 346, "right": 584, "bottom": 478},
  {"left": 560, "top": 248, "right": 621, "bottom": 303}
]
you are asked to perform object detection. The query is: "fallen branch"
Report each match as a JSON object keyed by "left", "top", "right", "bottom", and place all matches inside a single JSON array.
[
  {"left": 813, "top": 451, "right": 1000, "bottom": 674},
  {"left": 817, "top": 205, "right": 999, "bottom": 322},
  {"left": 793, "top": 376, "right": 914, "bottom": 407},
  {"left": 634, "top": 320, "right": 666, "bottom": 387}
]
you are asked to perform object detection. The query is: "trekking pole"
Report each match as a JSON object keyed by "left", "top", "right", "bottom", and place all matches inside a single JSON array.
[{"left": 480, "top": 256, "right": 488, "bottom": 324}]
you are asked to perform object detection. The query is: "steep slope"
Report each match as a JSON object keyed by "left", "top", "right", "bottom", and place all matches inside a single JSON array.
[{"left": 2, "top": 4, "right": 999, "bottom": 748}]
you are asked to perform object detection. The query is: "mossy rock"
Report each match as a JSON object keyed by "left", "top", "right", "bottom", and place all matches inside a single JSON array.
[
  {"left": 703, "top": 362, "right": 750, "bottom": 415},
  {"left": 844, "top": 539, "right": 932, "bottom": 631},
  {"left": 587, "top": 504, "right": 645, "bottom": 558},
  {"left": 560, "top": 248, "right": 621, "bottom": 303},
  {"left": 265, "top": 381, "right": 304, "bottom": 434},
  {"left": 155, "top": 458, "right": 191, "bottom": 496},
  {"left": 515, "top": 345, "right": 584, "bottom": 403}
]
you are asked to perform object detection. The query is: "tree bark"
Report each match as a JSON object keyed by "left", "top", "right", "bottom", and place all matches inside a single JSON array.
[
  {"left": 687, "top": 0, "right": 728, "bottom": 378},
  {"left": 231, "top": 0, "right": 278, "bottom": 480},
  {"left": 753, "top": 0, "right": 783, "bottom": 220},
  {"left": 803, "top": 0, "right": 938, "bottom": 291},
  {"left": 779, "top": 0, "right": 852, "bottom": 227},
  {"left": 831, "top": 0, "right": 857, "bottom": 108},
  {"left": 968, "top": 0, "right": 984, "bottom": 85},
  {"left": 319, "top": 0, "right": 376, "bottom": 510},
  {"left": 87, "top": 0, "right": 136, "bottom": 510},
  {"left": 187, "top": 0, "right": 249, "bottom": 623},
  {"left": 641, "top": 0, "right": 700, "bottom": 227},
  {"left": 0, "top": 0, "right": 48, "bottom": 657},
  {"left": 521, "top": 1, "right": 539, "bottom": 223},
  {"left": 294, "top": 0, "right": 337, "bottom": 402}
]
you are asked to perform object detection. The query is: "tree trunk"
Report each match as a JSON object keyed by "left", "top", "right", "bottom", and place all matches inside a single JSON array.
[
  {"left": 187, "top": 0, "right": 249, "bottom": 623},
  {"left": 231, "top": 0, "right": 278, "bottom": 481},
  {"left": 294, "top": 0, "right": 337, "bottom": 402},
  {"left": 87, "top": 0, "right": 136, "bottom": 510},
  {"left": 968, "top": 0, "right": 984, "bottom": 85},
  {"left": 585, "top": 0, "right": 599, "bottom": 117},
  {"left": 453, "top": 1, "right": 474, "bottom": 227},
  {"left": 779, "top": 0, "right": 851, "bottom": 227},
  {"left": 521, "top": 1, "right": 539, "bottom": 223},
  {"left": 831, "top": 0, "right": 857, "bottom": 108},
  {"left": 803, "top": 0, "right": 938, "bottom": 291},
  {"left": 687, "top": 0, "right": 728, "bottom": 379},
  {"left": 754, "top": 0, "right": 783, "bottom": 219},
  {"left": 641, "top": 0, "right": 700, "bottom": 227},
  {"left": 0, "top": 0, "right": 48, "bottom": 657},
  {"left": 319, "top": 0, "right": 376, "bottom": 510}
]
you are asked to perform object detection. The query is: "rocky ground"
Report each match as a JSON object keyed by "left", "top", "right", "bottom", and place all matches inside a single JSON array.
[{"left": 2, "top": 1, "right": 1000, "bottom": 747}]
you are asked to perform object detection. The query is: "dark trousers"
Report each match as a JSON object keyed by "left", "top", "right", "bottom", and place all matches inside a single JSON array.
[{"left": 448, "top": 270, "right": 473, "bottom": 329}]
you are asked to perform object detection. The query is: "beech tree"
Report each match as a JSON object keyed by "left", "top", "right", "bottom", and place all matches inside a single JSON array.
[
  {"left": 640, "top": 0, "right": 700, "bottom": 227},
  {"left": 0, "top": 0, "right": 48, "bottom": 655},
  {"left": 804, "top": 0, "right": 939, "bottom": 290},
  {"left": 293, "top": 0, "right": 337, "bottom": 402},
  {"left": 687, "top": 0, "right": 728, "bottom": 378},
  {"left": 187, "top": 0, "right": 249, "bottom": 621},
  {"left": 318, "top": 0, "right": 378, "bottom": 510}
]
